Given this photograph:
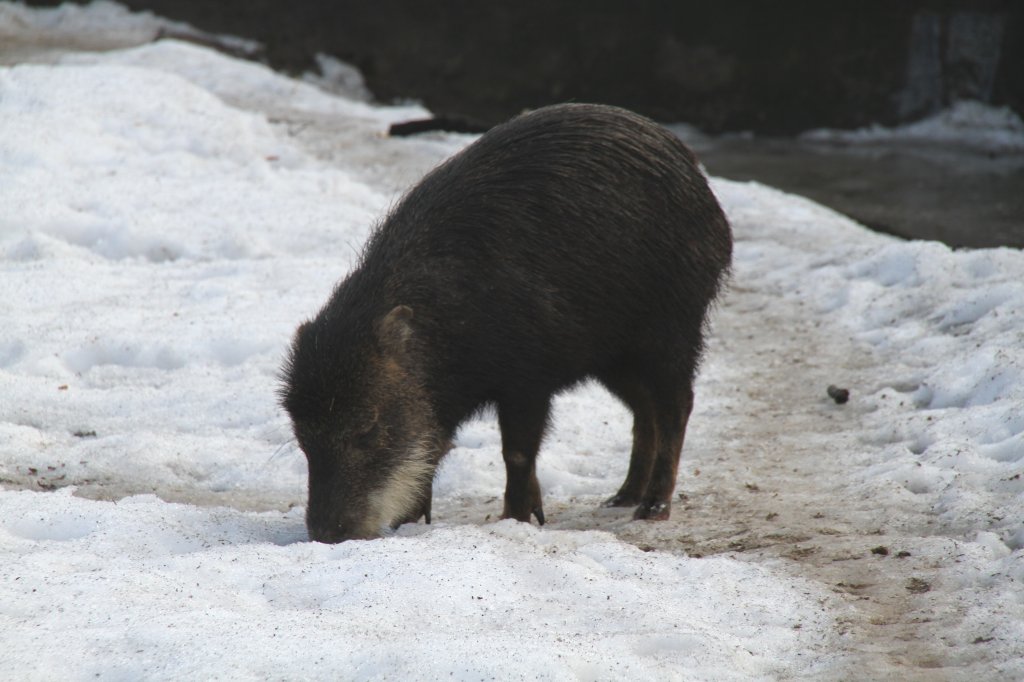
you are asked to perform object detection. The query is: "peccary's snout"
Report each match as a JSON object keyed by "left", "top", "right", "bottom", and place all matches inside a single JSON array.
[
  {"left": 304, "top": 482, "right": 378, "bottom": 543},
  {"left": 306, "top": 524, "right": 374, "bottom": 544},
  {"left": 306, "top": 524, "right": 341, "bottom": 544},
  {"left": 306, "top": 508, "right": 381, "bottom": 544}
]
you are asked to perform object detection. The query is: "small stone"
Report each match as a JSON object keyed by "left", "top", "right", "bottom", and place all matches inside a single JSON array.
[{"left": 827, "top": 385, "right": 850, "bottom": 404}]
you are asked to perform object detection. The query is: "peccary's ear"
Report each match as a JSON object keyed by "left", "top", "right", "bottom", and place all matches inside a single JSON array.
[{"left": 378, "top": 305, "right": 414, "bottom": 355}]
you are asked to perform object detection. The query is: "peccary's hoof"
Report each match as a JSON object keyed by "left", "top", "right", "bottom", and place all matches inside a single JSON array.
[
  {"left": 602, "top": 492, "right": 643, "bottom": 508},
  {"left": 633, "top": 500, "right": 671, "bottom": 521},
  {"left": 500, "top": 504, "right": 546, "bottom": 526}
]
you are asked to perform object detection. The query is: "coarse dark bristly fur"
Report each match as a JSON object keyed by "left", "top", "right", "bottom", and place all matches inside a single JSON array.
[{"left": 281, "top": 103, "right": 732, "bottom": 543}]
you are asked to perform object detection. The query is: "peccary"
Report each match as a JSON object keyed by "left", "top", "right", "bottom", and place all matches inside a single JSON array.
[{"left": 281, "top": 103, "right": 732, "bottom": 543}]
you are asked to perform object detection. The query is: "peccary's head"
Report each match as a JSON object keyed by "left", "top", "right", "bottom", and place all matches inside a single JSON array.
[{"left": 281, "top": 305, "right": 443, "bottom": 543}]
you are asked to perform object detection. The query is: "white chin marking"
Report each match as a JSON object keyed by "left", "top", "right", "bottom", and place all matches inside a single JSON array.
[{"left": 368, "top": 440, "right": 435, "bottom": 530}]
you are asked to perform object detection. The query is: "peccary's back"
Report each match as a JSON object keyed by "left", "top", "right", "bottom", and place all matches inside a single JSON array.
[{"left": 356, "top": 103, "right": 732, "bottom": 420}]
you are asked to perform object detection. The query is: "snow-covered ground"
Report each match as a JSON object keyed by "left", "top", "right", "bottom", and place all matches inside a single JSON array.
[{"left": 1, "top": 3, "right": 1022, "bottom": 680}]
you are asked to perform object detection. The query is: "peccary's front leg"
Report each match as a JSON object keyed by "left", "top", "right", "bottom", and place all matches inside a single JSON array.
[{"left": 498, "top": 397, "right": 551, "bottom": 525}]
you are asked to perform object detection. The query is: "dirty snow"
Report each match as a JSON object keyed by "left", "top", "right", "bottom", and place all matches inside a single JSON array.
[{"left": 1, "top": 3, "right": 1023, "bottom": 680}]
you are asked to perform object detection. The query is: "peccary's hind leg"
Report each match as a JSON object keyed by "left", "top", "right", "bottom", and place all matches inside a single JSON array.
[
  {"left": 599, "top": 370, "right": 658, "bottom": 508},
  {"left": 634, "top": 382, "right": 694, "bottom": 521},
  {"left": 498, "top": 396, "right": 551, "bottom": 525}
]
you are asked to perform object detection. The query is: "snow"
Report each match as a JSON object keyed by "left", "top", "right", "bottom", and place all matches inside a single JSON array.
[
  {"left": 0, "top": 0, "right": 181, "bottom": 46},
  {"left": 2, "top": 2, "right": 1023, "bottom": 679},
  {"left": 2, "top": 488, "right": 830, "bottom": 680},
  {"left": 802, "top": 99, "right": 1024, "bottom": 154},
  {"left": 0, "top": 0, "right": 257, "bottom": 64},
  {"left": 713, "top": 182, "right": 1024, "bottom": 528}
]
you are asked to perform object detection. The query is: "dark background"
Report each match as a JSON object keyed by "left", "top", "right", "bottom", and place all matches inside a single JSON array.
[{"left": 33, "top": 0, "right": 1023, "bottom": 133}]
